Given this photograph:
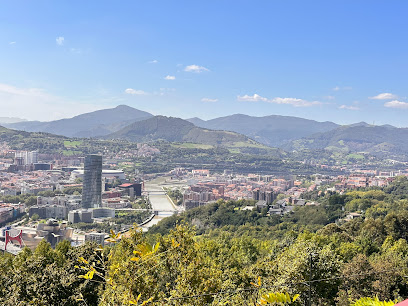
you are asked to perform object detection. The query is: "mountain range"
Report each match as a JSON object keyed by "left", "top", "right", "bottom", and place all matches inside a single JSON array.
[
  {"left": 4, "top": 105, "right": 341, "bottom": 147},
  {"left": 187, "top": 114, "right": 338, "bottom": 147},
  {"left": 5, "top": 105, "right": 152, "bottom": 138},
  {"left": 4, "top": 104, "right": 408, "bottom": 158}
]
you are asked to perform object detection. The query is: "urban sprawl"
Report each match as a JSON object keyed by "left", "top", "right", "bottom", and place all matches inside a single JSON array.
[{"left": 0, "top": 146, "right": 404, "bottom": 254}]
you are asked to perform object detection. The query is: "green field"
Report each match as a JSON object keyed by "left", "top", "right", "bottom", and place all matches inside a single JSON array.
[
  {"left": 228, "top": 141, "right": 269, "bottom": 149},
  {"left": 62, "top": 150, "right": 81, "bottom": 156},
  {"left": 346, "top": 153, "right": 365, "bottom": 160},
  {"left": 171, "top": 143, "right": 214, "bottom": 149},
  {"left": 64, "top": 140, "right": 83, "bottom": 148}
]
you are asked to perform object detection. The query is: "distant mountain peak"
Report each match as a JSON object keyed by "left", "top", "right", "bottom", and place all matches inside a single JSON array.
[
  {"left": 5, "top": 105, "right": 153, "bottom": 138},
  {"left": 347, "top": 121, "right": 371, "bottom": 127},
  {"left": 104, "top": 115, "right": 255, "bottom": 147},
  {"left": 115, "top": 104, "right": 137, "bottom": 110}
]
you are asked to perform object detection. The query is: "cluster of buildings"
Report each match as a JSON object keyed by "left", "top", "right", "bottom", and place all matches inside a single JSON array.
[
  {"left": 0, "top": 203, "right": 25, "bottom": 225},
  {"left": 27, "top": 155, "right": 142, "bottom": 221},
  {"left": 333, "top": 175, "right": 391, "bottom": 190},
  {"left": 180, "top": 170, "right": 302, "bottom": 209},
  {"left": 171, "top": 167, "right": 408, "bottom": 212},
  {"left": 0, "top": 153, "right": 147, "bottom": 251},
  {"left": 3, "top": 150, "right": 54, "bottom": 172}
]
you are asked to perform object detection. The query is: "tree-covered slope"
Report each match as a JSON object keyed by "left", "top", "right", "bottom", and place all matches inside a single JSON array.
[
  {"left": 284, "top": 125, "right": 408, "bottom": 159},
  {"left": 5, "top": 105, "right": 153, "bottom": 138},
  {"left": 187, "top": 114, "right": 339, "bottom": 147},
  {"left": 105, "top": 115, "right": 268, "bottom": 148}
]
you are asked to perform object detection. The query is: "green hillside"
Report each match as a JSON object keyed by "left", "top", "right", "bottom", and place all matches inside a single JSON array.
[
  {"left": 285, "top": 125, "right": 408, "bottom": 160},
  {"left": 5, "top": 105, "right": 153, "bottom": 138},
  {"left": 188, "top": 113, "right": 339, "bottom": 147},
  {"left": 105, "top": 115, "right": 270, "bottom": 151}
]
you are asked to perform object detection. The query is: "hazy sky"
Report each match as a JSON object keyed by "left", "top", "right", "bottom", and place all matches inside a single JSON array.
[{"left": 1, "top": 1, "right": 408, "bottom": 126}]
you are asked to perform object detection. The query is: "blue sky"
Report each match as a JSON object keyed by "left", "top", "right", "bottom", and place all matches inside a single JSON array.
[{"left": 1, "top": 1, "right": 408, "bottom": 126}]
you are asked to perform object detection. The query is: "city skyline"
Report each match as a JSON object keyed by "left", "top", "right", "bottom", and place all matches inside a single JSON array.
[{"left": 2, "top": 1, "right": 408, "bottom": 126}]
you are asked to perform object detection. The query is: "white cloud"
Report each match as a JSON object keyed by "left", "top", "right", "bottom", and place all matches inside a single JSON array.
[
  {"left": 201, "top": 98, "right": 218, "bottom": 103},
  {"left": 333, "top": 86, "right": 352, "bottom": 91},
  {"left": 148, "top": 60, "right": 159, "bottom": 64},
  {"left": 0, "top": 83, "right": 48, "bottom": 97},
  {"left": 370, "top": 92, "right": 398, "bottom": 100},
  {"left": 164, "top": 75, "right": 176, "bottom": 80},
  {"left": 384, "top": 100, "right": 408, "bottom": 109},
  {"left": 56, "top": 36, "right": 64, "bottom": 46},
  {"left": 0, "top": 83, "right": 104, "bottom": 121},
  {"left": 237, "top": 94, "right": 321, "bottom": 107},
  {"left": 184, "top": 65, "right": 209, "bottom": 73},
  {"left": 237, "top": 94, "right": 268, "bottom": 102},
  {"left": 270, "top": 97, "right": 321, "bottom": 107},
  {"left": 124, "top": 88, "right": 148, "bottom": 95},
  {"left": 324, "top": 95, "right": 335, "bottom": 100},
  {"left": 9, "top": 41, "right": 16, "bottom": 45},
  {"left": 339, "top": 105, "right": 360, "bottom": 110}
]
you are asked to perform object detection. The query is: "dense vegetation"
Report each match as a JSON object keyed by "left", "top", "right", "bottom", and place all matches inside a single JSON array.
[
  {"left": 105, "top": 115, "right": 257, "bottom": 147},
  {"left": 2, "top": 178, "right": 408, "bottom": 304},
  {"left": 285, "top": 124, "right": 408, "bottom": 161},
  {"left": 189, "top": 113, "right": 338, "bottom": 147}
]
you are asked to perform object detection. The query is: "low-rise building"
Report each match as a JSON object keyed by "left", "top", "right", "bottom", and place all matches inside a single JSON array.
[
  {"left": 85, "top": 232, "right": 107, "bottom": 247},
  {"left": 68, "top": 210, "right": 93, "bottom": 224}
]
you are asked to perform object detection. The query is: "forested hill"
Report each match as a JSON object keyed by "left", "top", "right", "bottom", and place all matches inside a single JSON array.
[
  {"left": 0, "top": 125, "right": 65, "bottom": 143},
  {"left": 104, "top": 115, "right": 268, "bottom": 148},
  {"left": 4, "top": 105, "right": 153, "bottom": 138},
  {"left": 284, "top": 124, "right": 408, "bottom": 160},
  {"left": 187, "top": 113, "right": 339, "bottom": 147}
]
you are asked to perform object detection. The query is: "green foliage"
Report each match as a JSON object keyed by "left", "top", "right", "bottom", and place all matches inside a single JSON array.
[
  {"left": 259, "top": 292, "right": 300, "bottom": 305},
  {"left": 2, "top": 178, "right": 408, "bottom": 305},
  {"left": 351, "top": 296, "right": 400, "bottom": 306},
  {"left": 0, "top": 240, "right": 102, "bottom": 305},
  {"left": 166, "top": 189, "right": 183, "bottom": 205},
  {"left": 284, "top": 124, "right": 408, "bottom": 162},
  {"left": 63, "top": 186, "right": 82, "bottom": 195}
]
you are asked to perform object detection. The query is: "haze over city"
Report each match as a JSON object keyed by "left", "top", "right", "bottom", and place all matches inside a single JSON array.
[{"left": 2, "top": 1, "right": 408, "bottom": 126}]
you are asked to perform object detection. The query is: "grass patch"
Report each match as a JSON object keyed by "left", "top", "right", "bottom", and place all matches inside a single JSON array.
[
  {"left": 62, "top": 150, "right": 81, "bottom": 156},
  {"left": 64, "top": 140, "right": 83, "bottom": 148},
  {"left": 228, "top": 141, "right": 268, "bottom": 149},
  {"left": 171, "top": 143, "right": 214, "bottom": 149},
  {"left": 346, "top": 153, "right": 364, "bottom": 160}
]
